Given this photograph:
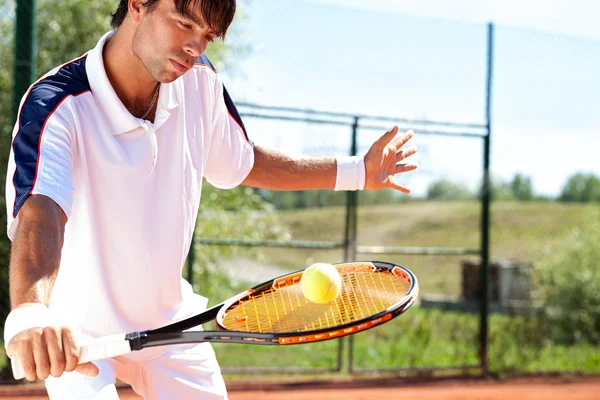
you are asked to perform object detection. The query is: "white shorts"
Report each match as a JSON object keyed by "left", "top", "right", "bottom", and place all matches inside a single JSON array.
[{"left": 44, "top": 342, "right": 228, "bottom": 400}]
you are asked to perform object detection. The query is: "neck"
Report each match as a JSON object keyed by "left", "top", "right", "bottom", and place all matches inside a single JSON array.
[{"left": 103, "top": 28, "right": 159, "bottom": 118}]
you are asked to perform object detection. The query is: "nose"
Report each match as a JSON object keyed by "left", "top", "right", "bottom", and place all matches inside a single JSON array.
[{"left": 184, "top": 38, "right": 209, "bottom": 59}]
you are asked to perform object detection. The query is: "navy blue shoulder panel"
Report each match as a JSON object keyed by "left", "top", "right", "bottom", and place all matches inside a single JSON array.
[
  {"left": 12, "top": 55, "right": 91, "bottom": 218},
  {"left": 222, "top": 85, "right": 248, "bottom": 140},
  {"left": 196, "top": 53, "right": 216, "bottom": 71},
  {"left": 196, "top": 54, "right": 248, "bottom": 141}
]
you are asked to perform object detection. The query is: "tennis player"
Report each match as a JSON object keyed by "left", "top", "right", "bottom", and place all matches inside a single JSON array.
[{"left": 3, "top": 0, "right": 417, "bottom": 399}]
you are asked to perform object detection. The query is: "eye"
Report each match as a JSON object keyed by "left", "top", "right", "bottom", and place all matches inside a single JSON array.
[{"left": 178, "top": 20, "right": 193, "bottom": 30}]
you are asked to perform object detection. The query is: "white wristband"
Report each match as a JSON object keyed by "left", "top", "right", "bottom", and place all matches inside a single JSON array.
[
  {"left": 335, "top": 156, "right": 366, "bottom": 191},
  {"left": 4, "top": 303, "right": 54, "bottom": 350}
]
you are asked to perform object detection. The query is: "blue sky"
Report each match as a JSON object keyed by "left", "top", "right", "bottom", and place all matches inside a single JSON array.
[{"left": 222, "top": 0, "right": 600, "bottom": 197}]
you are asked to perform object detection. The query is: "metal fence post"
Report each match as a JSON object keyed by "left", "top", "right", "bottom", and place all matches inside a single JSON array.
[
  {"left": 343, "top": 116, "right": 360, "bottom": 263},
  {"left": 12, "top": 0, "right": 37, "bottom": 123},
  {"left": 346, "top": 117, "right": 360, "bottom": 373},
  {"left": 187, "top": 231, "right": 196, "bottom": 286},
  {"left": 479, "top": 22, "right": 494, "bottom": 376}
]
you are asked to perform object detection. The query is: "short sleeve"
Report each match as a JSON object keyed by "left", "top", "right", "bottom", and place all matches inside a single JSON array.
[
  {"left": 204, "top": 82, "right": 255, "bottom": 189},
  {"left": 6, "top": 90, "right": 76, "bottom": 240}
]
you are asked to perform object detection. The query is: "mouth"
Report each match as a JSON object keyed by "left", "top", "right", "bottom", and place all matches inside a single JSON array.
[{"left": 170, "top": 59, "right": 190, "bottom": 73}]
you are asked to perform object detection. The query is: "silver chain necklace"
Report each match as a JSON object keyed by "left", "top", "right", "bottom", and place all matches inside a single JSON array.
[{"left": 140, "top": 83, "right": 160, "bottom": 120}]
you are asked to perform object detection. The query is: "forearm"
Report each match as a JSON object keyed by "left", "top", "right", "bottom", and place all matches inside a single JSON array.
[
  {"left": 9, "top": 196, "right": 65, "bottom": 308},
  {"left": 243, "top": 146, "right": 337, "bottom": 190}
]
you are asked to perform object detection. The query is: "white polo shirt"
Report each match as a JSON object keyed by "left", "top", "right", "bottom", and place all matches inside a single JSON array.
[{"left": 5, "top": 31, "right": 255, "bottom": 340}]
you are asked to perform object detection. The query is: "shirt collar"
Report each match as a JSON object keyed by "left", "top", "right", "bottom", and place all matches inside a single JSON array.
[{"left": 86, "top": 31, "right": 180, "bottom": 136}]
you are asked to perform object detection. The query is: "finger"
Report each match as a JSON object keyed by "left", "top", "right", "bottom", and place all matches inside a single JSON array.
[
  {"left": 6, "top": 336, "right": 19, "bottom": 359},
  {"left": 396, "top": 146, "right": 418, "bottom": 161},
  {"left": 16, "top": 339, "right": 37, "bottom": 382},
  {"left": 395, "top": 163, "right": 418, "bottom": 174},
  {"left": 386, "top": 179, "right": 411, "bottom": 193},
  {"left": 75, "top": 362, "right": 99, "bottom": 377},
  {"left": 43, "top": 327, "right": 66, "bottom": 378},
  {"left": 61, "top": 327, "right": 80, "bottom": 373},
  {"left": 375, "top": 125, "right": 399, "bottom": 148},
  {"left": 390, "top": 129, "right": 415, "bottom": 148},
  {"left": 31, "top": 331, "right": 51, "bottom": 380}
]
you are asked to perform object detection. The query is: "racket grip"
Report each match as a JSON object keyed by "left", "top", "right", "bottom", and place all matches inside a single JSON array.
[{"left": 11, "top": 333, "right": 132, "bottom": 380}]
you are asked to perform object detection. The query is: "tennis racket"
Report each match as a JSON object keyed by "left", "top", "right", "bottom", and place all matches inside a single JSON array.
[{"left": 12, "top": 260, "right": 418, "bottom": 380}]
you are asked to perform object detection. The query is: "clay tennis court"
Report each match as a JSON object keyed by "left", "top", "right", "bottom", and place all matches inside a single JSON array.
[{"left": 1, "top": 376, "right": 599, "bottom": 399}]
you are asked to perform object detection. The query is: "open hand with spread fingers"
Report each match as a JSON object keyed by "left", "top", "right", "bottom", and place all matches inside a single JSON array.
[{"left": 364, "top": 127, "right": 417, "bottom": 193}]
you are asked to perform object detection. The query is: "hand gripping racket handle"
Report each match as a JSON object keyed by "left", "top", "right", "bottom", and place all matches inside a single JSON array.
[{"left": 11, "top": 333, "right": 132, "bottom": 380}]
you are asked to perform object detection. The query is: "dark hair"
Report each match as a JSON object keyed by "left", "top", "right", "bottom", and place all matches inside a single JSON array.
[{"left": 111, "top": 0, "right": 236, "bottom": 38}]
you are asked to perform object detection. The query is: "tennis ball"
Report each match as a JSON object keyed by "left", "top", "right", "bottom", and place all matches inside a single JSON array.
[{"left": 301, "top": 263, "right": 342, "bottom": 304}]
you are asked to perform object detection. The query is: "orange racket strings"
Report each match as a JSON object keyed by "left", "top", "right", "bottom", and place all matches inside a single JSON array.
[{"left": 221, "top": 263, "right": 413, "bottom": 333}]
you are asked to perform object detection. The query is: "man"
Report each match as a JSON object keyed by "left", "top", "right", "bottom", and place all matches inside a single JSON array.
[{"left": 3, "top": 0, "right": 417, "bottom": 398}]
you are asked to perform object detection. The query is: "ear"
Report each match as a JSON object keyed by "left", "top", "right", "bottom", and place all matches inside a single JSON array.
[{"left": 128, "top": 0, "right": 147, "bottom": 23}]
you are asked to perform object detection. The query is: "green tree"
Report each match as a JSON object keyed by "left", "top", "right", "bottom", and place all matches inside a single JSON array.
[
  {"left": 559, "top": 172, "right": 600, "bottom": 203},
  {"left": 536, "top": 208, "right": 600, "bottom": 344},
  {"left": 475, "top": 176, "right": 517, "bottom": 201},
  {"left": 427, "top": 179, "right": 473, "bottom": 201},
  {"left": 484, "top": 176, "right": 514, "bottom": 201},
  {"left": 35, "top": 1, "right": 114, "bottom": 76},
  {"left": 193, "top": 182, "right": 288, "bottom": 302},
  {"left": 510, "top": 173, "right": 534, "bottom": 201}
]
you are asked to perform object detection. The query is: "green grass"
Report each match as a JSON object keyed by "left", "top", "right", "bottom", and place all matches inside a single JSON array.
[
  {"left": 214, "top": 307, "right": 600, "bottom": 375},
  {"left": 213, "top": 307, "right": 478, "bottom": 371}
]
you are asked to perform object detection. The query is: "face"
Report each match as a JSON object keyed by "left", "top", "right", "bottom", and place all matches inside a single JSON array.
[{"left": 132, "top": 0, "right": 218, "bottom": 83}]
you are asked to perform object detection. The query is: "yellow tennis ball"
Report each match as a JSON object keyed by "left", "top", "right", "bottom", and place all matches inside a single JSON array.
[{"left": 301, "top": 263, "right": 342, "bottom": 304}]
